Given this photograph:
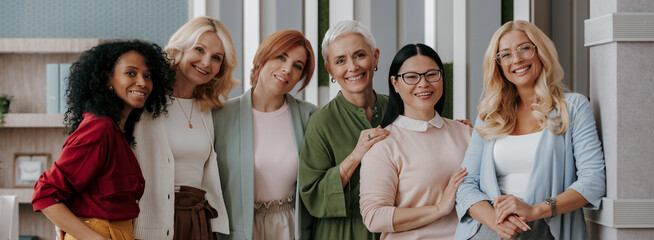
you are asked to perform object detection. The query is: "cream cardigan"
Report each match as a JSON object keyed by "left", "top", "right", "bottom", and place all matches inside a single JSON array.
[{"left": 132, "top": 105, "right": 229, "bottom": 239}]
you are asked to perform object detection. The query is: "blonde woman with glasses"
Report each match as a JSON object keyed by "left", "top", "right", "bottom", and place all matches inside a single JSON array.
[{"left": 454, "top": 20, "right": 605, "bottom": 240}]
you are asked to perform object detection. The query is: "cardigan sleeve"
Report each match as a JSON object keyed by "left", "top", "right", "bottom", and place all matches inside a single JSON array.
[
  {"left": 298, "top": 118, "right": 348, "bottom": 218},
  {"left": 455, "top": 117, "right": 492, "bottom": 221},
  {"left": 359, "top": 142, "right": 397, "bottom": 232},
  {"left": 566, "top": 94, "right": 606, "bottom": 209}
]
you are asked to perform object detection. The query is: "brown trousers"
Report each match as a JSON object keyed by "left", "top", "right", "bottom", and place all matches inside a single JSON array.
[{"left": 174, "top": 185, "right": 219, "bottom": 240}]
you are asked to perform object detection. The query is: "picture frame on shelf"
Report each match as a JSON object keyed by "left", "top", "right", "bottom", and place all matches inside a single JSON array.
[{"left": 13, "top": 153, "right": 50, "bottom": 188}]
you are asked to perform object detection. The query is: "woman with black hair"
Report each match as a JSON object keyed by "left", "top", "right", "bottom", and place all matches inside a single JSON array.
[
  {"left": 359, "top": 43, "right": 470, "bottom": 239},
  {"left": 31, "top": 40, "right": 174, "bottom": 240}
]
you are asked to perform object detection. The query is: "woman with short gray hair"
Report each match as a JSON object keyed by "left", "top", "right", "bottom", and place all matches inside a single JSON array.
[{"left": 298, "top": 20, "right": 388, "bottom": 240}]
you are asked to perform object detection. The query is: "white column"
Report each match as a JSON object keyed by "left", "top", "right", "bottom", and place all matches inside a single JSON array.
[
  {"left": 452, "top": 0, "right": 467, "bottom": 119},
  {"left": 304, "top": 0, "right": 319, "bottom": 105},
  {"left": 514, "top": 0, "right": 530, "bottom": 21},
  {"left": 424, "top": 0, "right": 437, "bottom": 50},
  {"left": 189, "top": 0, "right": 207, "bottom": 19},
  {"left": 243, "top": 0, "right": 260, "bottom": 91},
  {"left": 436, "top": 0, "right": 454, "bottom": 62},
  {"left": 260, "top": 0, "right": 276, "bottom": 40},
  {"left": 328, "top": 0, "right": 354, "bottom": 100}
]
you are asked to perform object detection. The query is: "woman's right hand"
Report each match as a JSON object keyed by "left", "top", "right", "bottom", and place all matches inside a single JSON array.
[
  {"left": 349, "top": 126, "right": 390, "bottom": 162},
  {"left": 490, "top": 214, "right": 528, "bottom": 239},
  {"left": 339, "top": 126, "right": 390, "bottom": 186},
  {"left": 436, "top": 167, "right": 467, "bottom": 214}
]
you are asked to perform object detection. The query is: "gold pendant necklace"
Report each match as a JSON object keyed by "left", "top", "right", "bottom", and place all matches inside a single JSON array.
[{"left": 176, "top": 98, "right": 194, "bottom": 129}]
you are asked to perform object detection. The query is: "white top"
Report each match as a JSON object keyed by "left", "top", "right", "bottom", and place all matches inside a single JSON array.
[
  {"left": 252, "top": 102, "right": 298, "bottom": 202},
  {"left": 132, "top": 99, "right": 230, "bottom": 239},
  {"left": 493, "top": 131, "right": 543, "bottom": 199},
  {"left": 164, "top": 98, "right": 211, "bottom": 190}
]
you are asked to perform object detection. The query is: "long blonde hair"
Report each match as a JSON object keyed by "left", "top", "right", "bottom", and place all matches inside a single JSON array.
[
  {"left": 477, "top": 20, "right": 569, "bottom": 140},
  {"left": 164, "top": 16, "right": 239, "bottom": 111}
]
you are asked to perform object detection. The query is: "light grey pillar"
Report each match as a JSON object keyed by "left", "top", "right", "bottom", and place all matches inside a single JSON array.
[
  {"left": 370, "top": 0, "right": 397, "bottom": 95},
  {"left": 585, "top": 0, "right": 654, "bottom": 239},
  {"left": 467, "top": 0, "right": 501, "bottom": 119},
  {"left": 217, "top": 0, "right": 245, "bottom": 98},
  {"left": 276, "top": 0, "right": 305, "bottom": 99}
]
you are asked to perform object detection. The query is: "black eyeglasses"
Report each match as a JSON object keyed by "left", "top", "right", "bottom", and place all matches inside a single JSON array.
[{"left": 395, "top": 69, "right": 442, "bottom": 85}]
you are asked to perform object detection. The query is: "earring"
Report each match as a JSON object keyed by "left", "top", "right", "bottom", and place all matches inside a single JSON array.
[
  {"left": 374, "top": 66, "right": 378, "bottom": 72},
  {"left": 108, "top": 85, "right": 114, "bottom": 91},
  {"left": 331, "top": 78, "right": 336, "bottom": 83}
]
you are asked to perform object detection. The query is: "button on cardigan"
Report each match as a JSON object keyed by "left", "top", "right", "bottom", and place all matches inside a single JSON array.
[
  {"left": 132, "top": 103, "right": 229, "bottom": 240},
  {"left": 454, "top": 93, "right": 606, "bottom": 240}
]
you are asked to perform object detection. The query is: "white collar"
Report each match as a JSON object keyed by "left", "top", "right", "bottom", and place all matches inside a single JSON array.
[{"left": 393, "top": 112, "right": 444, "bottom": 132}]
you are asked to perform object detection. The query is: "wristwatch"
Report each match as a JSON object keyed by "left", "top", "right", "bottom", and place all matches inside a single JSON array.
[{"left": 545, "top": 197, "right": 557, "bottom": 218}]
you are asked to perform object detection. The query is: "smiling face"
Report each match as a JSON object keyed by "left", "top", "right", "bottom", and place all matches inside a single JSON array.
[
  {"left": 255, "top": 45, "right": 308, "bottom": 98},
  {"left": 108, "top": 50, "right": 153, "bottom": 116},
  {"left": 176, "top": 31, "right": 225, "bottom": 88},
  {"left": 325, "top": 32, "right": 379, "bottom": 95},
  {"left": 392, "top": 55, "right": 442, "bottom": 120},
  {"left": 497, "top": 30, "right": 543, "bottom": 90}
]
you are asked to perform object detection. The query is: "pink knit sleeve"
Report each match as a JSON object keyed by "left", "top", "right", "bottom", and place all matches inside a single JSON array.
[{"left": 359, "top": 142, "right": 399, "bottom": 233}]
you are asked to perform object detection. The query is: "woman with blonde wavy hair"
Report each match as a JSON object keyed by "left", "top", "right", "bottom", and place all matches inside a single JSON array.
[
  {"left": 132, "top": 16, "right": 238, "bottom": 240},
  {"left": 454, "top": 20, "right": 605, "bottom": 240}
]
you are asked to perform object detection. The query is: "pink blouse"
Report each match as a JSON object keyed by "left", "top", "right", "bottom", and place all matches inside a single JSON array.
[{"left": 360, "top": 114, "right": 472, "bottom": 240}]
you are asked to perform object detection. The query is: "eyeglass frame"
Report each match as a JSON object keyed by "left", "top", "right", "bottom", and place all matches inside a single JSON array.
[
  {"left": 394, "top": 69, "right": 442, "bottom": 85},
  {"left": 495, "top": 43, "right": 537, "bottom": 65}
]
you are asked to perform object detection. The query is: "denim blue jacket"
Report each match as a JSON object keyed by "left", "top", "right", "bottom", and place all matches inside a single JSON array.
[{"left": 455, "top": 93, "right": 606, "bottom": 240}]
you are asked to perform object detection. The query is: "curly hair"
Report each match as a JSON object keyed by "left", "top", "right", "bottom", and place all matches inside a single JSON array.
[
  {"left": 64, "top": 40, "right": 175, "bottom": 145},
  {"left": 164, "top": 16, "right": 239, "bottom": 111},
  {"left": 477, "top": 20, "right": 569, "bottom": 140}
]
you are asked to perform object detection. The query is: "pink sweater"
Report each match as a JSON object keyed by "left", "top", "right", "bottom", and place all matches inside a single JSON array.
[{"left": 360, "top": 114, "right": 472, "bottom": 240}]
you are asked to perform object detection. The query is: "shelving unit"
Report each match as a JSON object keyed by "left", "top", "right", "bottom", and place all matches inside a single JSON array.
[
  {"left": 0, "top": 38, "right": 111, "bottom": 54},
  {"left": 2, "top": 114, "right": 64, "bottom": 128},
  {"left": 0, "top": 38, "right": 112, "bottom": 240},
  {"left": 0, "top": 188, "right": 34, "bottom": 204}
]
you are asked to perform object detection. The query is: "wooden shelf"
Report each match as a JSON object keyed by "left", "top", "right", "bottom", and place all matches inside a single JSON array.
[
  {"left": 0, "top": 188, "right": 34, "bottom": 204},
  {"left": 0, "top": 38, "right": 113, "bottom": 54},
  {"left": 1, "top": 113, "right": 64, "bottom": 128}
]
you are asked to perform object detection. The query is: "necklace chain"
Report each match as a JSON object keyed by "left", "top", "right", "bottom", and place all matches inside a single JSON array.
[{"left": 176, "top": 98, "right": 194, "bottom": 129}]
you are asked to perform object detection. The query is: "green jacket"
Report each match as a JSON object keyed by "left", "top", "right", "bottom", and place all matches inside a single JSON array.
[
  {"left": 299, "top": 92, "right": 388, "bottom": 240},
  {"left": 212, "top": 89, "right": 317, "bottom": 240}
]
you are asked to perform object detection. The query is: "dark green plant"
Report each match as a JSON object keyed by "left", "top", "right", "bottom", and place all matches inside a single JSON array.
[
  {"left": 442, "top": 62, "right": 453, "bottom": 119},
  {"left": 0, "top": 94, "right": 13, "bottom": 125},
  {"left": 318, "top": 0, "right": 329, "bottom": 86},
  {"left": 502, "top": 0, "right": 513, "bottom": 24},
  {"left": 0, "top": 94, "right": 11, "bottom": 112}
]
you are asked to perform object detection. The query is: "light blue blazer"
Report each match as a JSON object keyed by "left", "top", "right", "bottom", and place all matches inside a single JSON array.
[
  {"left": 455, "top": 93, "right": 606, "bottom": 240},
  {"left": 212, "top": 89, "right": 317, "bottom": 240}
]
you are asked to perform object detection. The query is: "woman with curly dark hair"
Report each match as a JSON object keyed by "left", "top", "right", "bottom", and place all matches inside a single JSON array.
[{"left": 31, "top": 40, "right": 174, "bottom": 240}]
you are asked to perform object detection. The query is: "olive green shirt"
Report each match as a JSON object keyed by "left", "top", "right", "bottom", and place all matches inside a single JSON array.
[{"left": 299, "top": 91, "right": 388, "bottom": 240}]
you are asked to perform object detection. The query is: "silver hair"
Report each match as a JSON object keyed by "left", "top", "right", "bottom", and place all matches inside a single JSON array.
[{"left": 321, "top": 20, "right": 377, "bottom": 63}]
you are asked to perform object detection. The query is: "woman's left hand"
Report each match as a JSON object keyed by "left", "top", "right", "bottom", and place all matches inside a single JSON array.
[
  {"left": 493, "top": 195, "right": 539, "bottom": 224},
  {"left": 455, "top": 119, "right": 473, "bottom": 128}
]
